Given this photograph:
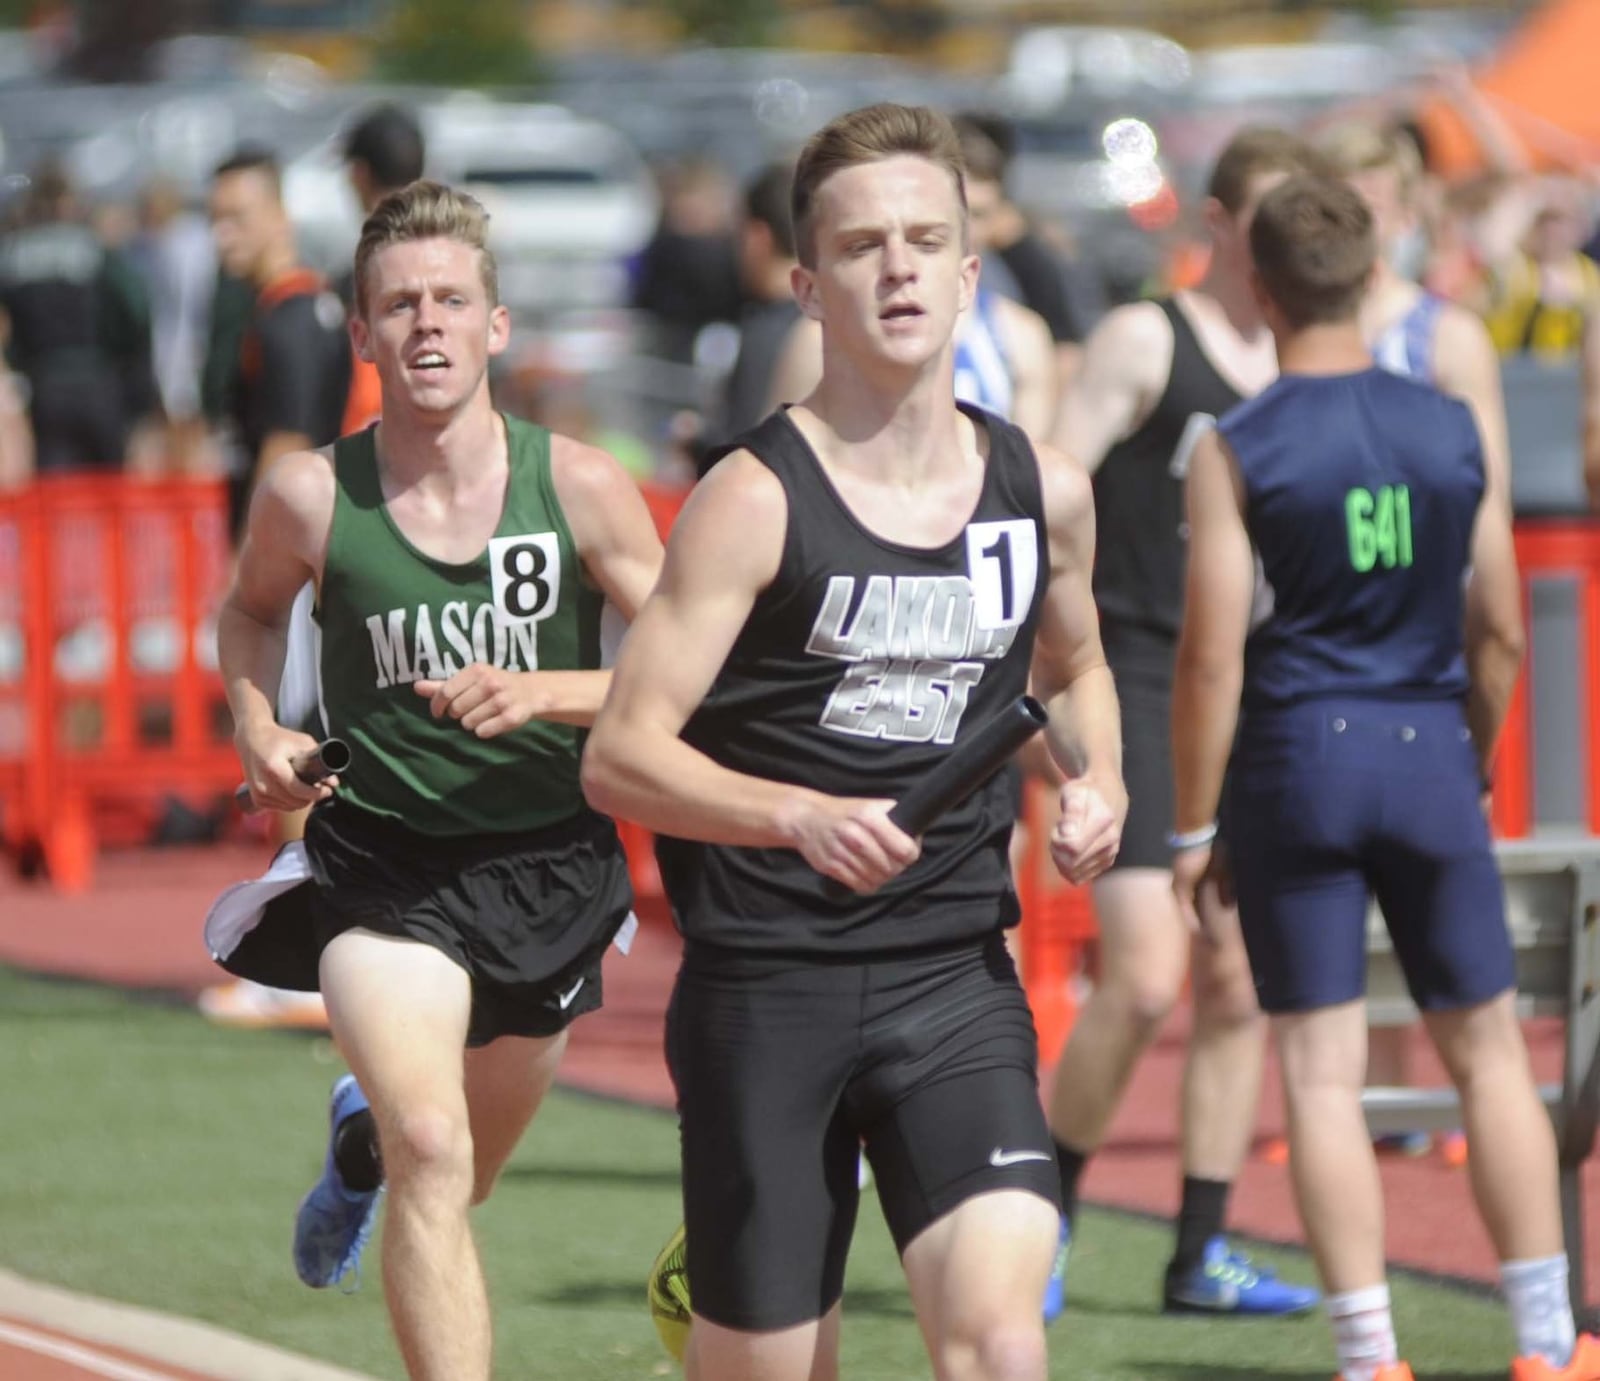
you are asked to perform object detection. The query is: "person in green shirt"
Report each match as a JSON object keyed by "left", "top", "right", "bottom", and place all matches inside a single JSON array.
[{"left": 219, "top": 179, "right": 663, "bottom": 1381}]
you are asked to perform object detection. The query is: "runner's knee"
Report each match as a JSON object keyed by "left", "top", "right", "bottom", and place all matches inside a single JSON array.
[
  {"left": 933, "top": 1319, "right": 1046, "bottom": 1381},
  {"left": 381, "top": 1104, "right": 473, "bottom": 1195},
  {"left": 1424, "top": 992, "right": 1525, "bottom": 1089},
  {"left": 1191, "top": 945, "right": 1262, "bottom": 1029},
  {"left": 1100, "top": 957, "right": 1186, "bottom": 1032}
]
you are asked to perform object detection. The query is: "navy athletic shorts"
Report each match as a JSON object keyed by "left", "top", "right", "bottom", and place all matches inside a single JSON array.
[{"left": 1224, "top": 696, "right": 1514, "bottom": 1016}]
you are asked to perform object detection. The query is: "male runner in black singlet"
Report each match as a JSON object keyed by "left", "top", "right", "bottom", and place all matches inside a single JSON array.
[
  {"left": 1042, "top": 126, "right": 1326, "bottom": 1319},
  {"left": 584, "top": 103, "right": 1126, "bottom": 1381}
]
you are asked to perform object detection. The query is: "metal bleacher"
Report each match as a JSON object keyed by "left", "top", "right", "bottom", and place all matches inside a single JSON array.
[{"left": 1364, "top": 839, "right": 1600, "bottom": 1310}]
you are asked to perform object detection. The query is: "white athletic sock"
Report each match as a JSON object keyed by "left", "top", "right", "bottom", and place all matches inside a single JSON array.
[
  {"left": 1501, "top": 1255, "right": 1576, "bottom": 1367},
  {"left": 1326, "top": 1284, "right": 1398, "bottom": 1381}
]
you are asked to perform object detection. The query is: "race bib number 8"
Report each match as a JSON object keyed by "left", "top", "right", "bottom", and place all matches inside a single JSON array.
[
  {"left": 965, "top": 519, "right": 1038, "bottom": 630},
  {"left": 488, "top": 533, "right": 562, "bottom": 624}
]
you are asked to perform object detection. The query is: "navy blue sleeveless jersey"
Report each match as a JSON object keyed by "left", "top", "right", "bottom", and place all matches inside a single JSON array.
[
  {"left": 1218, "top": 367, "right": 1483, "bottom": 710},
  {"left": 657, "top": 402, "right": 1048, "bottom": 957}
]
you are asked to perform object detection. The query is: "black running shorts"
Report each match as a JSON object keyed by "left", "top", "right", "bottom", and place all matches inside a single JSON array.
[
  {"left": 306, "top": 799, "right": 633, "bottom": 1047},
  {"left": 666, "top": 932, "right": 1060, "bottom": 1331}
]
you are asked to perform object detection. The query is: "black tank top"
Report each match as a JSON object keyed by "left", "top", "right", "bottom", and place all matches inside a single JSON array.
[
  {"left": 656, "top": 402, "right": 1047, "bottom": 957},
  {"left": 1092, "top": 298, "right": 1244, "bottom": 638}
]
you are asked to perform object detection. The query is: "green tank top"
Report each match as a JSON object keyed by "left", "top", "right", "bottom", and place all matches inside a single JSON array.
[{"left": 318, "top": 416, "right": 601, "bottom": 835}]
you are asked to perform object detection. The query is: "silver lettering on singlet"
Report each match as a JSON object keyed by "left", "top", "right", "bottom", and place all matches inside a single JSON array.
[{"left": 804, "top": 574, "right": 1018, "bottom": 743}]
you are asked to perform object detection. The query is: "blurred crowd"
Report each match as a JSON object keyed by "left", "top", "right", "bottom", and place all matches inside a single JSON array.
[
  {"left": 0, "top": 34, "right": 1598, "bottom": 519},
  {"left": 630, "top": 77, "right": 1600, "bottom": 506},
  {"left": 0, "top": 100, "right": 424, "bottom": 526}
]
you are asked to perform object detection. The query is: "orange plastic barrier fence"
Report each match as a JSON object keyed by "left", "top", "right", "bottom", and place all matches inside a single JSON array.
[
  {"left": 0, "top": 476, "right": 1581, "bottom": 1059},
  {"left": 0, "top": 475, "right": 237, "bottom": 891},
  {"left": 1491, "top": 520, "right": 1600, "bottom": 838}
]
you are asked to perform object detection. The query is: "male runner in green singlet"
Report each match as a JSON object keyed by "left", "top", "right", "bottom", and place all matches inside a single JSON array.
[{"left": 220, "top": 180, "right": 663, "bottom": 1381}]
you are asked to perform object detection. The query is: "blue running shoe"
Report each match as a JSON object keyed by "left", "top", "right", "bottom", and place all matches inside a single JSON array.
[
  {"left": 1162, "top": 1237, "right": 1319, "bottom": 1316},
  {"left": 1042, "top": 1216, "right": 1072, "bottom": 1324},
  {"left": 293, "top": 1073, "right": 384, "bottom": 1290},
  {"left": 1374, "top": 1131, "right": 1434, "bottom": 1158}
]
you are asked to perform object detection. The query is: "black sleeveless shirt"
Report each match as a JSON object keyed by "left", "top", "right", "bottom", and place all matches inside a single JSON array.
[
  {"left": 656, "top": 402, "right": 1048, "bottom": 957},
  {"left": 1091, "top": 298, "right": 1244, "bottom": 639}
]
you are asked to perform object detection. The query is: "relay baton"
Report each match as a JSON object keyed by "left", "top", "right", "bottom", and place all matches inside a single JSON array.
[
  {"left": 888, "top": 696, "right": 1048, "bottom": 836},
  {"left": 234, "top": 737, "right": 352, "bottom": 813}
]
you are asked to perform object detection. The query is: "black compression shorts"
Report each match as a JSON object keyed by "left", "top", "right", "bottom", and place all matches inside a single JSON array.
[{"left": 666, "top": 932, "right": 1059, "bottom": 1330}]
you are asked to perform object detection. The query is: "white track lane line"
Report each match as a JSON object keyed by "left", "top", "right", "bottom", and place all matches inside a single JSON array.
[{"left": 0, "top": 1319, "right": 185, "bottom": 1381}]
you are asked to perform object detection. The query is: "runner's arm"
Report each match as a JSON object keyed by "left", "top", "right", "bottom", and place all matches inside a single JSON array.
[
  {"left": 1464, "top": 419, "right": 1526, "bottom": 786},
  {"left": 1171, "top": 428, "right": 1253, "bottom": 834},
  {"left": 1047, "top": 300, "right": 1172, "bottom": 472},
  {"left": 995, "top": 296, "right": 1059, "bottom": 438},
  {"left": 1030, "top": 441, "right": 1126, "bottom": 883},
  {"left": 218, "top": 448, "right": 337, "bottom": 809},
  {"left": 1437, "top": 304, "right": 1512, "bottom": 515}
]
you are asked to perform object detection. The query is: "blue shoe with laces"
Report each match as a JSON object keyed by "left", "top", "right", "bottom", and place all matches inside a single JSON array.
[
  {"left": 292, "top": 1073, "right": 384, "bottom": 1290},
  {"left": 1042, "top": 1216, "right": 1072, "bottom": 1324},
  {"left": 1162, "top": 1236, "right": 1320, "bottom": 1316}
]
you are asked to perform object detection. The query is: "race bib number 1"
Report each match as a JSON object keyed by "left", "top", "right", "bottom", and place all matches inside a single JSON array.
[{"left": 964, "top": 519, "right": 1038, "bottom": 631}]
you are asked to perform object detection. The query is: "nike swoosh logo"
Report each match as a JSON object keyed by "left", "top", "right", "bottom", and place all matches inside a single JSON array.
[
  {"left": 989, "top": 1148, "right": 1052, "bottom": 1168},
  {"left": 557, "top": 976, "right": 586, "bottom": 1010}
]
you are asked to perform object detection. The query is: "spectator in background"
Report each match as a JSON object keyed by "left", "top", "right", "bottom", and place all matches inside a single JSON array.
[
  {"left": 199, "top": 268, "right": 255, "bottom": 451},
  {"left": 1041, "top": 126, "right": 1327, "bottom": 1325},
  {"left": 1481, "top": 175, "right": 1600, "bottom": 362},
  {"left": 713, "top": 161, "right": 802, "bottom": 450},
  {"left": 206, "top": 146, "right": 351, "bottom": 540},
  {"left": 125, "top": 175, "right": 217, "bottom": 473},
  {"left": 335, "top": 102, "right": 426, "bottom": 436},
  {"left": 0, "top": 159, "right": 159, "bottom": 473},
  {"left": 629, "top": 157, "right": 743, "bottom": 365},
  {"left": 954, "top": 111, "right": 1107, "bottom": 387},
  {"left": 1323, "top": 124, "right": 1510, "bottom": 500},
  {"left": 668, "top": 160, "right": 803, "bottom": 477},
  {"left": 343, "top": 101, "right": 426, "bottom": 221},
  {"left": 1447, "top": 165, "right": 1600, "bottom": 513},
  {"left": 198, "top": 146, "right": 354, "bottom": 1034},
  {"left": 0, "top": 347, "right": 32, "bottom": 491},
  {"left": 1424, "top": 173, "right": 1510, "bottom": 314}
]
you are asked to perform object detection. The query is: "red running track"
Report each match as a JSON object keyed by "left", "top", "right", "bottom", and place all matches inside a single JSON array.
[
  {"left": 1, "top": 841, "right": 1595, "bottom": 1311},
  {"left": 0, "top": 1315, "right": 223, "bottom": 1381}
]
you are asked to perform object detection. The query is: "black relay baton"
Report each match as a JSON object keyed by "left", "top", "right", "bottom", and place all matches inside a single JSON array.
[
  {"left": 234, "top": 737, "right": 352, "bottom": 814},
  {"left": 888, "top": 695, "right": 1048, "bottom": 836}
]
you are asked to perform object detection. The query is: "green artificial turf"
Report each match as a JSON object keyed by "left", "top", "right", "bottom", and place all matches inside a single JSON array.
[{"left": 0, "top": 966, "right": 1516, "bottom": 1379}]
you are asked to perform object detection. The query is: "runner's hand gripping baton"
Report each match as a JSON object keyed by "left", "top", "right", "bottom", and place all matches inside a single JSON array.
[
  {"left": 234, "top": 737, "right": 351, "bottom": 814},
  {"left": 888, "top": 695, "right": 1048, "bottom": 836}
]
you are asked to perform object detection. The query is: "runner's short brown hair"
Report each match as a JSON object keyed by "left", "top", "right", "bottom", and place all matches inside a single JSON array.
[
  {"left": 791, "top": 103, "right": 966, "bottom": 268},
  {"left": 1250, "top": 173, "right": 1376, "bottom": 328},
  {"left": 353, "top": 179, "right": 498, "bottom": 316},
  {"left": 1208, "top": 126, "right": 1330, "bottom": 215}
]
